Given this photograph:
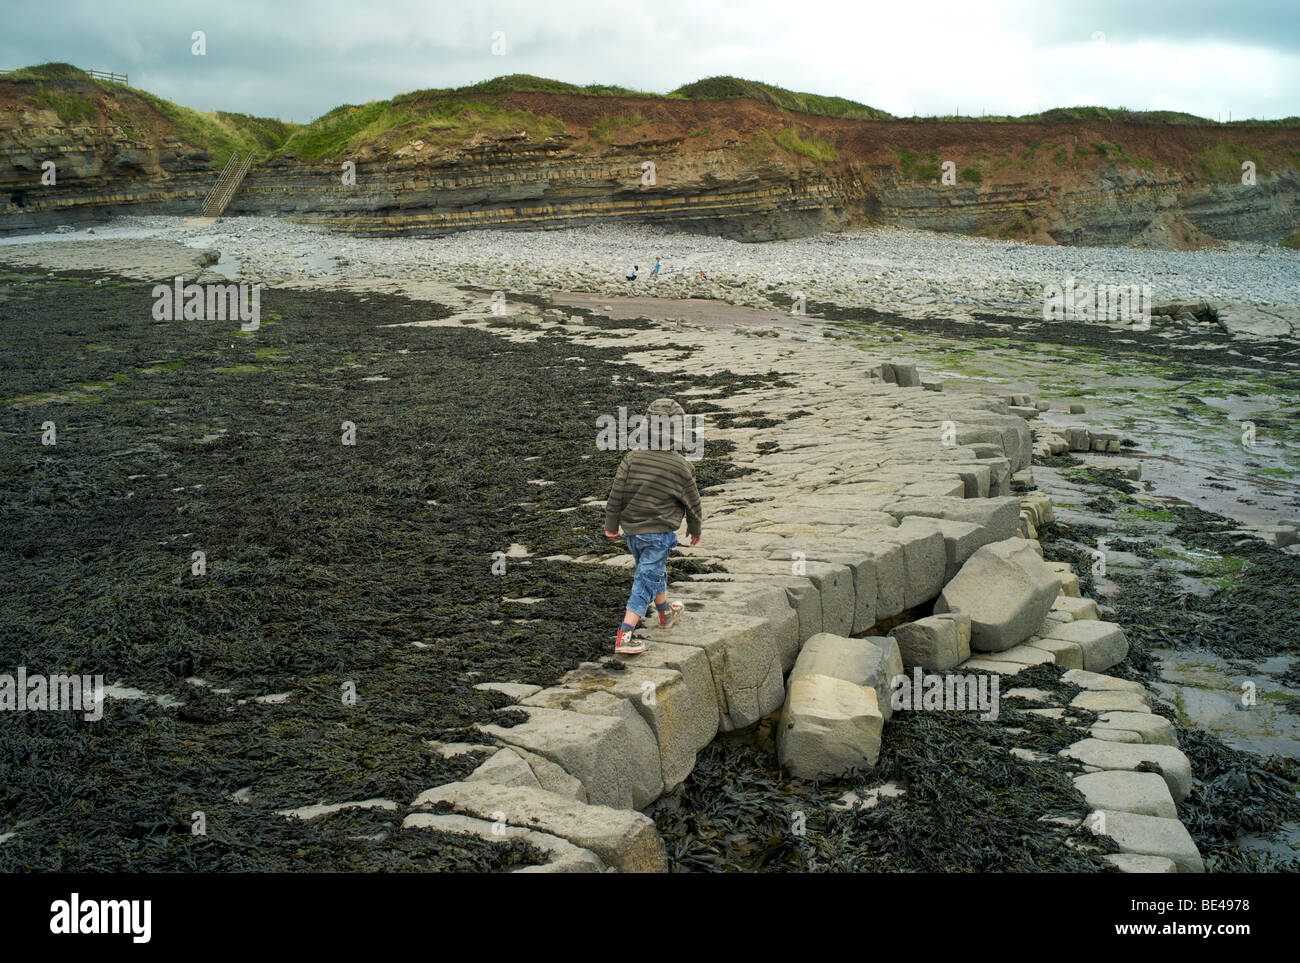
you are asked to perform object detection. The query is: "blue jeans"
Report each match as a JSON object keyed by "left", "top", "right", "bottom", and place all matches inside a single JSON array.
[{"left": 625, "top": 531, "right": 677, "bottom": 618}]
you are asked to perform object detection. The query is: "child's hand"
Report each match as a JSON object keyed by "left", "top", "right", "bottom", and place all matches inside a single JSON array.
[
  {"left": 689, "top": 534, "right": 701, "bottom": 546},
  {"left": 604, "top": 531, "right": 619, "bottom": 540}
]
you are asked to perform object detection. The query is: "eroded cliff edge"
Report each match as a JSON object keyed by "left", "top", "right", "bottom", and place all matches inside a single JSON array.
[{"left": 3, "top": 76, "right": 1298, "bottom": 247}]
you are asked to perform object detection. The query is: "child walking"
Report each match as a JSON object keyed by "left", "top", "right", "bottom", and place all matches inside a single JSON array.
[{"left": 603, "top": 398, "right": 703, "bottom": 655}]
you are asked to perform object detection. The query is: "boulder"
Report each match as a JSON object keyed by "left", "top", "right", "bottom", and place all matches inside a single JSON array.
[
  {"left": 789, "top": 632, "right": 901, "bottom": 721},
  {"left": 934, "top": 538, "right": 1061, "bottom": 652},
  {"left": 890, "top": 613, "right": 971, "bottom": 671},
  {"left": 777, "top": 675, "right": 884, "bottom": 780}
]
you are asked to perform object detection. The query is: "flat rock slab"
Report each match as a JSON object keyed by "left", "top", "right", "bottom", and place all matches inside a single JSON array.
[
  {"left": 885, "top": 496, "right": 1022, "bottom": 542},
  {"left": 559, "top": 661, "right": 705, "bottom": 793},
  {"left": 1071, "top": 689, "right": 1152, "bottom": 714},
  {"left": 884, "top": 520, "right": 948, "bottom": 608},
  {"left": 402, "top": 812, "right": 604, "bottom": 873},
  {"left": 1104, "top": 853, "right": 1178, "bottom": 873},
  {"left": 1062, "top": 739, "right": 1192, "bottom": 802},
  {"left": 1093, "top": 711, "right": 1177, "bottom": 746},
  {"left": 957, "top": 658, "right": 1026, "bottom": 675},
  {"left": 513, "top": 689, "right": 658, "bottom": 806},
  {"left": 968, "top": 643, "right": 1054, "bottom": 666},
  {"left": 466, "top": 747, "right": 542, "bottom": 790},
  {"left": 1089, "top": 809, "right": 1205, "bottom": 873},
  {"left": 1074, "top": 771, "right": 1178, "bottom": 818},
  {"left": 616, "top": 640, "right": 719, "bottom": 772},
  {"left": 1044, "top": 621, "right": 1129, "bottom": 672},
  {"left": 473, "top": 681, "right": 543, "bottom": 700},
  {"left": 896, "top": 515, "right": 1000, "bottom": 583},
  {"left": 277, "top": 798, "right": 397, "bottom": 821},
  {"left": 412, "top": 782, "right": 668, "bottom": 873},
  {"left": 1062, "top": 669, "right": 1145, "bottom": 692}
]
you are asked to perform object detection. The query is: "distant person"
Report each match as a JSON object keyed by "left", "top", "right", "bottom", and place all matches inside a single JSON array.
[
  {"left": 698, "top": 269, "right": 708, "bottom": 281},
  {"left": 603, "top": 398, "right": 704, "bottom": 655},
  {"left": 651, "top": 258, "right": 661, "bottom": 278},
  {"left": 626, "top": 265, "right": 638, "bottom": 281}
]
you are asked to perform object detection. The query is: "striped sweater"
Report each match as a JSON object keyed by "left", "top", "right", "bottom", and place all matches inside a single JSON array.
[{"left": 604, "top": 449, "right": 703, "bottom": 537}]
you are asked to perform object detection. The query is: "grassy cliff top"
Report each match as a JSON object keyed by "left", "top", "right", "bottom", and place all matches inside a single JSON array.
[
  {"left": 1, "top": 62, "right": 296, "bottom": 163},
  {"left": 4, "top": 64, "right": 1297, "bottom": 167}
]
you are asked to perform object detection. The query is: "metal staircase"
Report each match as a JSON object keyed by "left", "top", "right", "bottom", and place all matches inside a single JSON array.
[{"left": 200, "top": 152, "right": 254, "bottom": 217}]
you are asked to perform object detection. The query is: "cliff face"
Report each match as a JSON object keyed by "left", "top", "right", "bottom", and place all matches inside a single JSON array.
[
  {"left": 3, "top": 80, "right": 1299, "bottom": 248},
  {"left": 227, "top": 148, "right": 849, "bottom": 241},
  {"left": 1, "top": 120, "right": 215, "bottom": 230}
]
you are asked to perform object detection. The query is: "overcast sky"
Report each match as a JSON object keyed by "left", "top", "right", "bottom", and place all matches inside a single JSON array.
[{"left": 2, "top": 0, "right": 1297, "bottom": 123}]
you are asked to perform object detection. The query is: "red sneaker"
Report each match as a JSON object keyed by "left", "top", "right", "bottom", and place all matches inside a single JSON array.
[
  {"left": 658, "top": 601, "right": 684, "bottom": 629},
  {"left": 614, "top": 628, "right": 645, "bottom": 655}
]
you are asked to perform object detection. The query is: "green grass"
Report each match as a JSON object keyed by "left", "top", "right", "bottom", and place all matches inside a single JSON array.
[
  {"left": 1090, "top": 141, "right": 1155, "bottom": 168},
  {"left": 281, "top": 94, "right": 564, "bottom": 160},
  {"left": 2, "top": 63, "right": 292, "bottom": 163},
  {"left": 1194, "top": 142, "right": 1270, "bottom": 180},
  {"left": 895, "top": 148, "right": 941, "bottom": 181},
  {"left": 1281, "top": 231, "right": 1300, "bottom": 249},
  {"left": 774, "top": 127, "right": 838, "bottom": 162},
  {"left": 671, "top": 76, "right": 892, "bottom": 120},
  {"left": 589, "top": 113, "right": 648, "bottom": 145},
  {"left": 126, "top": 88, "right": 294, "bottom": 164},
  {"left": 31, "top": 88, "right": 97, "bottom": 124},
  {"left": 0, "top": 62, "right": 90, "bottom": 81},
  {"left": 959, "top": 166, "right": 982, "bottom": 183}
]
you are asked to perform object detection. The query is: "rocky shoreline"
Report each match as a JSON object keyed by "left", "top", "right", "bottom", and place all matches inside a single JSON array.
[{"left": 0, "top": 224, "right": 1296, "bottom": 872}]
